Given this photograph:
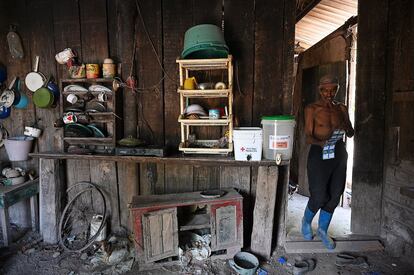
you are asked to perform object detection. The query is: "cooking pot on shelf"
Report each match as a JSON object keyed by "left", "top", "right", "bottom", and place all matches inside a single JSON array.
[{"left": 117, "top": 136, "right": 146, "bottom": 147}]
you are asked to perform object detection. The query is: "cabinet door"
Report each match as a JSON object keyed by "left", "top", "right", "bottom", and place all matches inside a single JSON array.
[
  {"left": 142, "top": 208, "right": 178, "bottom": 262},
  {"left": 211, "top": 204, "right": 238, "bottom": 250}
]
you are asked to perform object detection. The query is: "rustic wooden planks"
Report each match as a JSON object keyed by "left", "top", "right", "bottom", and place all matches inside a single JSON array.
[
  {"left": 136, "top": 0, "right": 164, "bottom": 145},
  {"left": 352, "top": 0, "right": 389, "bottom": 236},
  {"left": 162, "top": 0, "right": 191, "bottom": 149},
  {"left": 224, "top": 0, "right": 254, "bottom": 127},
  {"left": 164, "top": 164, "right": 193, "bottom": 193},
  {"left": 0, "top": 0, "right": 297, "bottom": 249},
  {"left": 117, "top": 162, "right": 139, "bottom": 232},
  {"left": 193, "top": 166, "right": 220, "bottom": 191},
  {"left": 27, "top": 0, "right": 61, "bottom": 152},
  {"left": 53, "top": 0, "right": 82, "bottom": 80},
  {"left": 253, "top": 0, "right": 286, "bottom": 124},
  {"left": 39, "top": 159, "right": 65, "bottom": 243},
  {"left": 90, "top": 160, "right": 120, "bottom": 231},
  {"left": 220, "top": 166, "right": 251, "bottom": 243},
  {"left": 140, "top": 163, "right": 165, "bottom": 195},
  {"left": 250, "top": 166, "right": 278, "bottom": 259},
  {"left": 284, "top": 240, "right": 384, "bottom": 254},
  {"left": 116, "top": 0, "right": 137, "bottom": 138}
]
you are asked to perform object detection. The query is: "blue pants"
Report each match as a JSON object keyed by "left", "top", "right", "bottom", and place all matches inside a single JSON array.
[{"left": 307, "top": 141, "right": 348, "bottom": 213}]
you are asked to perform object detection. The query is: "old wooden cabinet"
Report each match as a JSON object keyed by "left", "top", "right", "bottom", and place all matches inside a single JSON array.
[{"left": 130, "top": 188, "right": 243, "bottom": 268}]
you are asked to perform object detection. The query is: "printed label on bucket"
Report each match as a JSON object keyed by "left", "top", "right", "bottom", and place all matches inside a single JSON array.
[
  {"left": 240, "top": 147, "right": 258, "bottom": 153},
  {"left": 269, "top": 135, "right": 290, "bottom": 150}
]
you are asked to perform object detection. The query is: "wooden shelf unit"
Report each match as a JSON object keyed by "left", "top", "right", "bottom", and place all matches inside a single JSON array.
[
  {"left": 176, "top": 55, "right": 234, "bottom": 155},
  {"left": 59, "top": 78, "right": 119, "bottom": 152}
]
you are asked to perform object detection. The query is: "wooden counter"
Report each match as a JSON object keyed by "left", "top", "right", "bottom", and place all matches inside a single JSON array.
[
  {"left": 30, "top": 152, "right": 288, "bottom": 166},
  {"left": 33, "top": 152, "right": 289, "bottom": 259}
]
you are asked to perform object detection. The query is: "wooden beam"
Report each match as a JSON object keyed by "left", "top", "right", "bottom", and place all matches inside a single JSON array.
[
  {"left": 250, "top": 166, "right": 278, "bottom": 259},
  {"left": 285, "top": 240, "right": 384, "bottom": 253},
  {"left": 30, "top": 152, "right": 287, "bottom": 167},
  {"left": 296, "top": 0, "right": 322, "bottom": 22},
  {"left": 39, "top": 159, "right": 65, "bottom": 244},
  {"left": 352, "top": 0, "right": 388, "bottom": 236}
]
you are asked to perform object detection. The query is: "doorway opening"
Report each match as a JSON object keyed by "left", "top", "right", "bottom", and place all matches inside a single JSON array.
[{"left": 286, "top": 0, "right": 358, "bottom": 243}]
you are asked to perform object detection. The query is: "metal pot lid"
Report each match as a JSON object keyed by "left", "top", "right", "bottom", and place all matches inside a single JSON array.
[{"left": 117, "top": 136, "right": 145, "bottom": 147}]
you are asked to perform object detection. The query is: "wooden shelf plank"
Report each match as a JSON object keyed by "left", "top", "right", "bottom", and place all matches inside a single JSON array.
[
  {"left": 61, "top": 78, "right": 114, "bottom": 83},
  {"left": 131, "top": 189, "right": 240, "bottom": 209},
  {"left": 179, "top": 141, "right": 233, "bottom": 155},
  {"left": 176, "top": 56, "right": 232, "bottom": 70},
  {"left": 179, "top": 214, "right": 210, "bottom": 231},
  {"left": 178, "top": 89, "right": 231, "bottom": 97},
  {"left": 29, "top": 152, "right": 287, "bottom": 166},
  {"left": 63, "top": 137, "right": 113, "bottom": 145},
  {"left": 178, "top": 115, "right": 231, "bottom": 126}
]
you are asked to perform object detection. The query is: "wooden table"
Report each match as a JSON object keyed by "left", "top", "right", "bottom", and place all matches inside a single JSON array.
[{"left": 0, "top": 179, "right": 39, "bottom": 246}]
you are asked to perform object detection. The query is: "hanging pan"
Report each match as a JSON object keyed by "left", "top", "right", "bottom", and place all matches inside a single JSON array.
[
  {"left": 33, "top": 76, "right": 54, "bottom": 108},
  {"left": 25, "top": 56, "right": 46, "bottom": 92},
  {"left": 0, "top": 77, "right": 19, "bottom": 108}
]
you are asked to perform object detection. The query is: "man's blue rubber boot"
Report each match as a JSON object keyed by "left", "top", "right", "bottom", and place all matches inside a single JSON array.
[
  {"left": 318, "top": 209, "right": 336, "bottom": 250},
  {"left": 301, "top": 206, "right": 315, "bottom": 240}
]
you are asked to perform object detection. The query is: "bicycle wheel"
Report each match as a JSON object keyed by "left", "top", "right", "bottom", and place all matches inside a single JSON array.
[{"left": 59, "top": 182, "right": 107, "bottom": 252}]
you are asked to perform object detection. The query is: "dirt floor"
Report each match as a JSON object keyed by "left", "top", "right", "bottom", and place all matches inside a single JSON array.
[{"left": 1, "top": 229, "right": 413, "bottom": 275}]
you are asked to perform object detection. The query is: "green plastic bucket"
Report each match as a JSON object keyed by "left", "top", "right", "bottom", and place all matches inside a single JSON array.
[{"left": 181, "top": 24, "right": 229, "bottom": 59}]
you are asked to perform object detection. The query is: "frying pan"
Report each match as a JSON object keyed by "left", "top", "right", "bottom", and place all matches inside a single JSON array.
[
  {"left": 0, "top": 77, "right": 18, "bottom": 108},
  {"left": 25, "top": 56, "right": 46, "bottom": 92}
]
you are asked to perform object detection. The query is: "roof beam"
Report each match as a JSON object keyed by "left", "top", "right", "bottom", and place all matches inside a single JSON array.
[{"left": 296, "top": 0, "right": 322, "bottom": 22}]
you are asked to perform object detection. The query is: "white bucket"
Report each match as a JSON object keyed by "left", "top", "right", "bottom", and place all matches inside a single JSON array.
[
  {"left": 4, "top": 136, "right": 34, "bottom": 161},
  {"left": 261, "top": 116, "right": 296, "bottom": 161},
  {"left": 233, "top": 127, "right": 262, "bottom": 161},
  {"left": 90, "top": 214, "right": 107, "bottom": 241}
]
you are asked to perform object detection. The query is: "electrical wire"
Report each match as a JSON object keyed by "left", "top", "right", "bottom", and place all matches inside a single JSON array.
[{"left": 135, "top": 0, "right": 177, "bottom": 84}]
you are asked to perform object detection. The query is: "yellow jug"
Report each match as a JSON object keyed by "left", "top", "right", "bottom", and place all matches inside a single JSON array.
[{"left": 183, "top": 77, "right": 197, "bottom": 90}]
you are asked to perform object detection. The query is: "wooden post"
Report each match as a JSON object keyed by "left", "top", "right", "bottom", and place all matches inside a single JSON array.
[
  {"left": 0, "top": 207, "right": 10, "bottom": 246},
  {"left": 39, "top": 159, "right": 65, "bottom": 244},
  {"left": 30, "top": 195, "right": 39, "bottom": 232},
  {"left": 250, "top": 166, "right": 278, "bottom": 259}
]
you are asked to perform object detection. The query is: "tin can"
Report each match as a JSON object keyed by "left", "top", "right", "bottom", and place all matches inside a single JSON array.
[
  {"left": 102, "top": 58, "right": 116, "bottom": 78},
  {"left": 209, "top": 109, "right": 220, "bottom": 119},
  {"left": 86, "top": 64, "right": 100, "bottom": 79},
  {"left": 55, "top": 48, "right": 75, "bottom": 64}
]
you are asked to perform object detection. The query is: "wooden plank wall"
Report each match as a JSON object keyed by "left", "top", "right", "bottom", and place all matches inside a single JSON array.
[
  {"left": 381, "top": 0, "right": 414, "bottom": 263},
  {"left": 351, "top": 0, "right": 389, "bottom": 236},
  {"left": 0, "top": 0, "right": 295, "bottom": 242}
]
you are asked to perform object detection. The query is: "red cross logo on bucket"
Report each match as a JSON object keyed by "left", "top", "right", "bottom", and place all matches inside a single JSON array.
[{"left": 240, "top": 147, "right": 246, "bottom": 152}]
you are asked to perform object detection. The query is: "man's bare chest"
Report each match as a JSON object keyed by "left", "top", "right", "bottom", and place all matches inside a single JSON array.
[{"left": 314, "top": 106, "right": 343, "bottom": 125}]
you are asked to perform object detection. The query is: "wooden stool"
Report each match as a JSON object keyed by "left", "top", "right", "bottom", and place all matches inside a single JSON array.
[{"left": 0, "top": 179, "right": 39, "bottom": 246}]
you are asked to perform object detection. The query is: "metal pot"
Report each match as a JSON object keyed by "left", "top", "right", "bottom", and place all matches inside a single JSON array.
[{"left": 117, "top": 136, "right": 146, "bottom": 147}]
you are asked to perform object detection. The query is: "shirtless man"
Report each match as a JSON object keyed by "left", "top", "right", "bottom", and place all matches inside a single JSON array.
[{"left": 301, "top": 75, "right": 354, "bottom": 250}]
